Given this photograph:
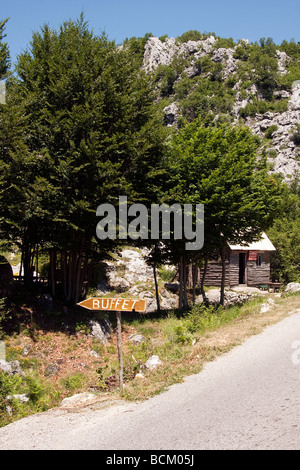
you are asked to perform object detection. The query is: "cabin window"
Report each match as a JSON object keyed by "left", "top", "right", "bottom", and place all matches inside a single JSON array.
[{"left": 256, "top": 254, "right": 262, "bottom": 267}]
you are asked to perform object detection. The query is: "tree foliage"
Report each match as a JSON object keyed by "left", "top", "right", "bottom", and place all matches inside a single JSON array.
[
  {"left": 166, "top": 119, "right": 283, "bottom": 304},
  {"left": 1, "top": 15, "right": 166, "bottom": 304},
  {"left": 0, "top": 18, "right": 10, "bottom": 79},
  {"left": 267, "top": 175, "right": 300, "bottom": 283}
]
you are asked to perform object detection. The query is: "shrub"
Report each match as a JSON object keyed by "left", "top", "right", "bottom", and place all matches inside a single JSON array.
[
  {"left": 159, "top": 35, "right": 168, "bottom": 43},
  {"left": 24, "top": 375, "right": 45, "bottom": 403},
  {"left": 291, "top": 124, "right": 300, "bottom": 146},
  {"left": 0, "top": 298, "right": 11, "bottom": 338},
  {"left": 158, "top": 266, "right": 176, "bottom": 282},
  {"left": 214, "top": 37, "right": 236, "bottom": 49},
  {"left": 225, "top": 75, "right": 238, "bottom": 89},
  {"left": 0, "top": 371, "right": 12, "bottom": 408},
  {"left": 268, "top": 149, "right": 278, "bottom": 159},
  {"left": 0, "top": 370, "right": 49, "bottom": 427},
  {"left": 174, "top": 77, "right": 192, "bottom": 99},
  {"left": 265, "top": 125, "right": 278, "bottom": 139},
  {"left": 183, "top": 304, "right": 223, "bottom": 334},
  {"left": 176, "top": 30, "right": 207, "bottom": 43},
  {"left": 234, "top": 45, "right": 250, "bottom": 61},
  {"left": 278, "top": 64, "right": 300, "bottom": 91},
  {"left": 172, "top": 324, "right": 193, "bottom": 344},
  {"left": 239, "top": 103, "right": 257, "bottom": 118},
  {"left": 60, "top": 372, "right": 86, "bottom": 392},
  {"left": 256, "top": 100, "right": 269, "bottom": 114},
  {"left": 195, "top": 56, "right": 213, "bottom": 75}
]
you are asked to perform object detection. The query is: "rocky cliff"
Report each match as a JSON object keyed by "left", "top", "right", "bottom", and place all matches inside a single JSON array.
[{"left": 142, "top": 35, "right": 300, "bottom": 181}]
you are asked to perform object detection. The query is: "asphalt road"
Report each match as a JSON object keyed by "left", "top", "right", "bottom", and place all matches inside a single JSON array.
[{"left": 1, "top": 309, "right": 300, "bottom": 450}]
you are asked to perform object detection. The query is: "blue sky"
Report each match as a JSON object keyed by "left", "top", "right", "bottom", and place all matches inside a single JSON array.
[{"left": 3, "top": 0, "right": 300, "bottom": 65}]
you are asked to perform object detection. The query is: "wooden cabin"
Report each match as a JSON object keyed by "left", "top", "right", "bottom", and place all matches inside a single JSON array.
[{"left": 200, "top": 232, "right": 276, "bottom": 288}]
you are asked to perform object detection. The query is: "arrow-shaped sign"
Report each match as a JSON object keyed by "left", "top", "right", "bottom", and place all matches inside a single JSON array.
[
  {"left": 77, "top": 297, "right": 147, "bottom": 393},
  {"left": 77, "top": 297, "right": 147, "bottom": 313}
]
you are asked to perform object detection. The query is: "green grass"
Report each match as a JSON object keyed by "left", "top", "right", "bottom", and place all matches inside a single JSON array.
[
  {"left": 0, "top": 369, "right": 59, "bottom": 428},
  {"left": 60, "top": 372, "right": 87, "bottom": 393}
]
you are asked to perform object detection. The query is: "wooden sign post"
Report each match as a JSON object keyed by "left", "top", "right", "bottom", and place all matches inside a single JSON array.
[
  {"left": 77, "top": 298, "right": 147, "bottom": 393},
  {"left": 116, "top": 311, "right": 123, "bottom": 392}
]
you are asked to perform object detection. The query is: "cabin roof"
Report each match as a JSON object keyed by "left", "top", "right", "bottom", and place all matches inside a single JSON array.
[{"left": 227, "top": 232, "right": 276, "bottom": 252}]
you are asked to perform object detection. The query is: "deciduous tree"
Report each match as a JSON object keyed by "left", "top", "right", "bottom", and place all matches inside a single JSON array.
[{"left": 167, "top": 120, "right": 283, "bottom": 305}]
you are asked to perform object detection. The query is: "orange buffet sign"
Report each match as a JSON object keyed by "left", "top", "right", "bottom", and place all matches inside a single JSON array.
[{"left": 77, "top": 297, "right": 147, "bottom": 313}]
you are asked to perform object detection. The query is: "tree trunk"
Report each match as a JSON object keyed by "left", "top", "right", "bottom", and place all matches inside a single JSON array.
[
  {"left": 192, "top": 264, "right": 197, "bottom": 305},
  {"left": 200, "top": 256, "right": 208, "bottom": 304},
  {"left": 183, "top": 256, "right": 188, "bottom": 310},
  {"left": 79, "top": 256, "right": 89, "bottom": 300},
  {"left": 220, "top": 244, "right": 227, "bottom": 306},
  {"left": 49, "top": 249, "right": 56, "bottom": 298},
  {"left": 36, "top": 244, "right": 39, "bottom": 280},
  {"left": 74, "top": 254, "right": 83, "bottom": 305},
  {"left": 61, "top": 248, "right": 90, "bottom": 305},
  {"left": 153, "top": 262, "right": 161, "bottom": 314},
  {"left": 116, "top": 311, "right": 124, "bottom": 393},
  {"left": 22, "top": 231, "right": 34, "bottom": 289},
  {"left": 61, "top": 250, "right": 67, "bottom": 299},
  {"left": 178, "top": 257, "right": 183, "bottom": 310}
]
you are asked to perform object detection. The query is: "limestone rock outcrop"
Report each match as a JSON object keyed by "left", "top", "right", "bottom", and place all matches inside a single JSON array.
[{"left": 142, "top": 36, "right": 300, "bottom": 182}]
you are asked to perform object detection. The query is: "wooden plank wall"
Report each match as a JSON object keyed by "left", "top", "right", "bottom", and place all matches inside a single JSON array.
[
  {"left": 187, "top": 251, "right": 271, "bottom": 288},
  {"left": 229, "top": 252, "right": 240, "bottom": 286},
  {"left": 246, "top": 252, "right": 271, "bottom": 286},
  {"left": 199, "top": 261, "right": 231, "bottom": 287}
]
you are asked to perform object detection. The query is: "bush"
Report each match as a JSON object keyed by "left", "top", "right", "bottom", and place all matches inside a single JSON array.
[
  {"left": 159, "top": 35, "right": 168, "bottom": 43},
  {"left": 0, "top": 369, "right": 50, "bottom": 427},
  {"left": 234, "top": 45, "right": 250, "bottom": 61},
  {"left": 60, "top": 372, "right": 86, "bottom": 392},
  {"left": 268, "top": 149, "right": 278, "bottom": 159},
  {"left": 0, "top": 298, "right": 11, "bottom": 338},
  {"left": 214, "top": 37, "right": 236, "bottom": 49},
  {"left": 291, "top": 124, "right": 300, "bottom": 146},
  {"left": 158, "top": 266, "right": 176, "bottom": 282},
  {"left": 61, "top": 372, "right": 86, "bottom": 392},
  {"left": 265, "top": 125, "right": 278, "bottom": 139},
  {"left": 176, "top": 30, "right": 207, "bottom": 43},
  {"left": 174, "top": 77, "right": 192, "bottom": 99},
  {"left": 172, "top": 324, "right": 193, "bottom": 344},
  {"left": 239, "top": 103, "right": 258, "bottom": 118},
  {"left": 155, "top": 59, "right": 187, "bottom": 97},
  {"left": 183, "top": 304, "right": 224, "bottom": 334},
  {"left": 278, "top": 64, "right": 300, "bottom": 91},
  {"left": 0, "top": 371, "right": 12, "bottom": 408},
  {"left": 267, "top": 99, "right": 289, "bottom": 113},
  {"left": 251, "top": 53, "right": 279, "bottom": 100},
  {"left": 239, "top": 98, "right": 288, "bottom": 118}
]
